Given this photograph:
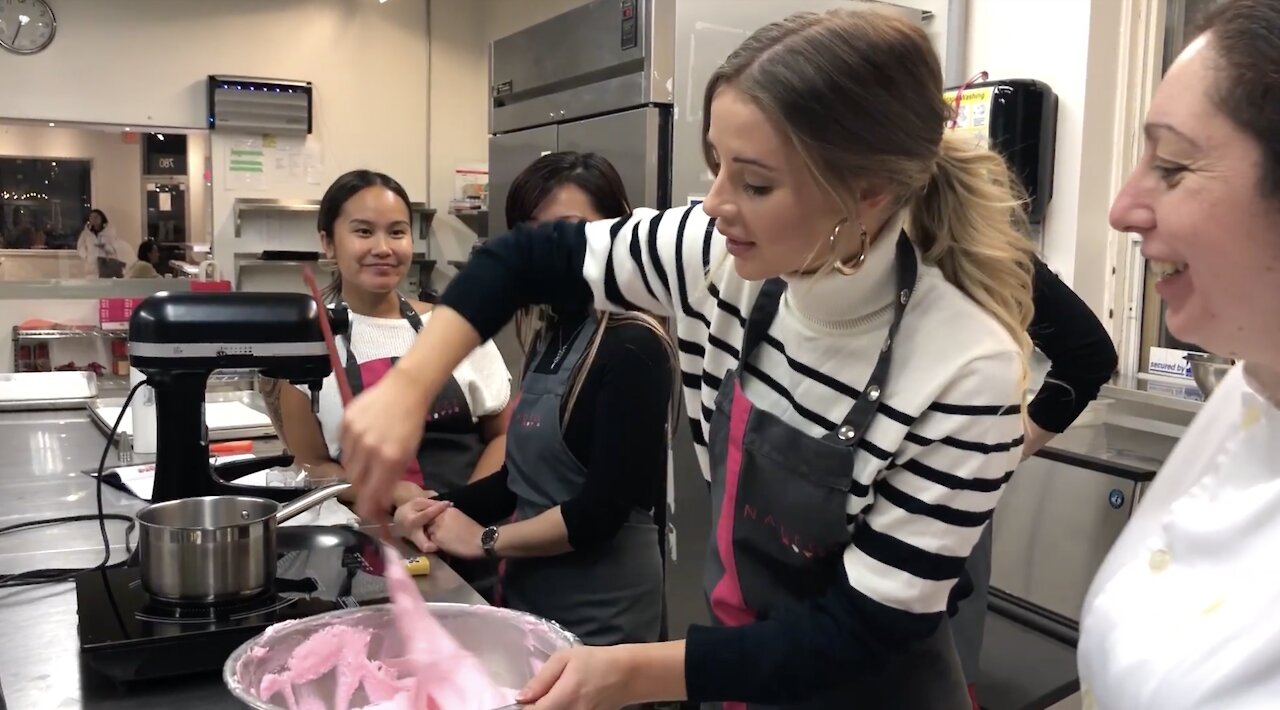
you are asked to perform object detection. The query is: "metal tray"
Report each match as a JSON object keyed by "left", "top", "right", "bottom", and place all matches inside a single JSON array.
[
  {"left": 87, "top": 389, "right": 276, "bottom": 442},
  {"left": 0, "top": 371, "right": 98, "bottom": 412}
]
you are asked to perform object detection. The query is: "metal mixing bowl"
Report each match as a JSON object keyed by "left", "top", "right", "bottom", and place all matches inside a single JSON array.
[
  {"left": 224, "top": 603, "right": 578, "bottom": 710},
  {"left": 1185, "top": 352, "right": 1236, "bottom": 396}
]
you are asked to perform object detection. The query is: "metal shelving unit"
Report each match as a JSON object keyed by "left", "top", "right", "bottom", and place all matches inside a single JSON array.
[
  {"left": 233, "top": 198, "right": 437, "bottom": 242},
  {"left": 11, "top": 326, "right": 127, "bottom": 374},
  {"left": 11, "top": 327, "right": 126, "bottom": 341}
]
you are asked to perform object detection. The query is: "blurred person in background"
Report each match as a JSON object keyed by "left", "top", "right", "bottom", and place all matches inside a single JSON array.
[
  {"left": 77, "top": 209, "right": 125, "bottom": 278},
  {"left": 125, "top": 239, "right": 164, "bottom": 278}
]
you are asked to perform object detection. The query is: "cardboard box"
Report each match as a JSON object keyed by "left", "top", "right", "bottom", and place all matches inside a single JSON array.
[{"left": 99, "top": 297, "right": 144, "bottom": 331}]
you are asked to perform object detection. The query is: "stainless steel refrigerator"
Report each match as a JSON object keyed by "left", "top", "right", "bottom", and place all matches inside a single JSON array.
[{"left": 488, "top": 0, "right": 929, "bottom": 638}]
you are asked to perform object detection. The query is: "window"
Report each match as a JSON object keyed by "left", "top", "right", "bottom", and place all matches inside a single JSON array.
[
  {"left": 1134, "top": 0, "right": 1217, "bottom": 368},
  {"left": 0, "top": 157, "right": 92, "bottom": 250}
]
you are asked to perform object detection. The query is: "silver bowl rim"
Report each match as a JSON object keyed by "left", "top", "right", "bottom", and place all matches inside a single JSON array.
[
  {"left": 1184, "top": 352, "right": 1235, "bottom": 367},
  {"left": 222, "top": 601, "right": 579, "bottom": 710}
]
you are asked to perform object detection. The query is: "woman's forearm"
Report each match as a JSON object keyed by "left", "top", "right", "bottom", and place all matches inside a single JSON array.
[
  {"left": 469, "top": 434, "right": 506, "bottom": 483},
  {"left": 301, "top": 457, "right": 429, "bottom": 508},
  {"left": 493, "top": 506, "right": 574, "bottom": 558},
  {"left": 622, "top": 641, "right": 689, "bottom": 703}
]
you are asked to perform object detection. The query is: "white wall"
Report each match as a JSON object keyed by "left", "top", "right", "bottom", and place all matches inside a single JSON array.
[
  {"left": 964, "top": 0, "right": 1123, "bottom": 320},
  {"left": 0, "top": 0, "right": 430, "bottom": 277},
  {"left": 965, "top": 0, "right": 1090, "bottom": 286},
  {"left": 0, "top": 122, "right": 143, "bottom": 251}
]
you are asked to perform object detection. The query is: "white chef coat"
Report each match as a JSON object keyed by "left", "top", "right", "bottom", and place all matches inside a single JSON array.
[{"left": 1078, "top": 364, "right": 1280, "bottom": 709}]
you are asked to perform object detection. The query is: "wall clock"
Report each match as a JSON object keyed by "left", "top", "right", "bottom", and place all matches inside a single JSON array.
[{"left": 0, "top": 0, "right": 56, "bottom": 55}]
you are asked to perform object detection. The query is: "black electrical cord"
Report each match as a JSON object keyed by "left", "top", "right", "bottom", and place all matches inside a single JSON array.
[{"left": 0, "top": 379, "right": 148, "bottom": 589}]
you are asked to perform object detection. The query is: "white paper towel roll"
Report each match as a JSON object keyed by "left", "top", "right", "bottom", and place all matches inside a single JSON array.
[{"left": 129, "top": 367, "right": 157, "bottom": 454}]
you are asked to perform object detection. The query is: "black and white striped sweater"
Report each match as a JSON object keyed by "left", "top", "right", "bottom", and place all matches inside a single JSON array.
[{"left": 440, "top": 205, "right": 1024, "bottom": 703}]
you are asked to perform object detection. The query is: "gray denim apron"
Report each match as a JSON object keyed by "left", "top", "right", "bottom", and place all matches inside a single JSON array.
[
  {"left": 703, "top": 233, "right": 969, "bottom": 710},
  {"left": 341, "top": 294, "right": 499, "bottom": 598},
  {"left": 500, "top": 313, "right": 664, "bottom": 646}
]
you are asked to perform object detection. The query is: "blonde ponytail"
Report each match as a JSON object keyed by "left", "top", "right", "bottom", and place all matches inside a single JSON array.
[{"left": 908, "top": 132, "right": 1036, "bottom": 397}]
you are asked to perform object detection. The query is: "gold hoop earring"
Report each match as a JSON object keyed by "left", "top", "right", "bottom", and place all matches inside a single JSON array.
[{"left": 830, "top": 219, "right": 870, "bottom": 276}]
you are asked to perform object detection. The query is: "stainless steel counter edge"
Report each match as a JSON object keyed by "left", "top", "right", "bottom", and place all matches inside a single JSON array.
[
  {"left": 0, "top": 408, "right": 486, "bottom": 709},
  {"left": 1101, "top": 379, "right": 1205, "bottom": 414},
  {"left": 1033, "top": 445, "right": 1158, "bottom": 484},
  {"left": 0, "top": 279, "right": 193, "bottom": 299}
]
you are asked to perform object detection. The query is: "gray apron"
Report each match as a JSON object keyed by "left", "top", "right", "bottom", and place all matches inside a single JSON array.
[
  {"left": 953, "top": 522, "right": 993, "bottom": 684},
  {"left": 500, "top": 313, "right": 664, "bottom": 646},
  {"left": 341, "top": 295, "right": 499, "bottom": 599},
  {"left": 703, "top": 233, "right": 969, "bottom": 710},
  {"left": 340, "top": 294, "right": 486, "bottom": 493}
]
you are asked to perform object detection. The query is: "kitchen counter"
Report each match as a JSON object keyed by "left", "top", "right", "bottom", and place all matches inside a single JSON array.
[
  {"left": 1035, "top": 420, "right": 1175, "bottom": 484},
  {"left": 1102, "top": 372, "right": 1205, "bottom": 413},
  {"left": 0, "top": 409, "right": 485, "bottom": 709},
  {"left": 978, "top": 416, "right": 1181, "bottom": 710}
]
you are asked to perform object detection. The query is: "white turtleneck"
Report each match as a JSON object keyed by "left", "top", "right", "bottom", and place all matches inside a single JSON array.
[
  {"left": 574, "top": 203, "right": 1024, "bottom": 620},
  {"left": 781, "top": 210, "right": 907, "bottom": 333}
]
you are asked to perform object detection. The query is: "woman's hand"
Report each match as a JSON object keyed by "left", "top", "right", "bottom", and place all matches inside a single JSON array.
[
  {"left": 424, "top": 507, "right": 486, "bottom": 560},
  {"left": 340, "top": 369, "right": 434, "bottom": 522},
  {"left": 516, "top": 646, "right": 637, "bottom": 710},
  {"left": 1021, "top": 420, "right": 1056, "bottom": 460},
  {"left": 392, "top": 497, "right": 451, "bottom": 553}
]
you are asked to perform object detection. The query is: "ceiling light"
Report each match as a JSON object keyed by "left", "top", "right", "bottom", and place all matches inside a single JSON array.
[{"left": 48, "top": 122, "right": 55, "bottom": 127}]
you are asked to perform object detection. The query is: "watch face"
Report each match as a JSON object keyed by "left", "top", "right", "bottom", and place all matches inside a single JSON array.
[
  {"left": 481, "top": 526, "right": 498, "bottom": 550},
  {"left": 0, "top": 0, "right": 56, "bottom": 54}
]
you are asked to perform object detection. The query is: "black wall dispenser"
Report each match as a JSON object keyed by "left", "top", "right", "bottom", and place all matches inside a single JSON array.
[{"left": 944, "top": 78, "right": 1058, "bottom": 224}]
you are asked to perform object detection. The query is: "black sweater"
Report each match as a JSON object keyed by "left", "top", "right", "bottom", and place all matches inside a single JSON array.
[
  {"left": 1026, "top": 257, "right": 1119, "bottom": 433},
  {"left": 440, "top": 309, "right": 673, "bottom": 551}
]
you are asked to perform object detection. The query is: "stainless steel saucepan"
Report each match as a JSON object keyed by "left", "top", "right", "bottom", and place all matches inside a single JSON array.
[{"left": 136, "top": 482, "right": 351, "bottom": 603}]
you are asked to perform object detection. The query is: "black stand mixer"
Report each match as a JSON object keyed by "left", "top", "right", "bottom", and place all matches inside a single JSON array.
[{"left": 126, "top": 290, "right": 348, "bottom": 502}]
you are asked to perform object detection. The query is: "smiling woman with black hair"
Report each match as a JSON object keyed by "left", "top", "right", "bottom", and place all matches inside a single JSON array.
[{"left": 258, "top": 169, "right": 513, "bottom": 518}]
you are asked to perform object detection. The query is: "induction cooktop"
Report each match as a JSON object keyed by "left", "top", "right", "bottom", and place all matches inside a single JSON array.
[{"left": 75, "top": 526, "right": 391, "bottom": 684}]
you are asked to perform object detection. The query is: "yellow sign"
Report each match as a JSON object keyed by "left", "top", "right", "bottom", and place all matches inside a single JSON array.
[{"left": 943, "top": 86, "right": 994, "bottom": 148}]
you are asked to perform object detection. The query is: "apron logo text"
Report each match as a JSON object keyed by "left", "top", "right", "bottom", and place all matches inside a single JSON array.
[
  {"left": 741, "top": 504, "right": 839, "bottom": 560},
  {"left": 513, "top": 412, "right": 543, "bottom": 429}
]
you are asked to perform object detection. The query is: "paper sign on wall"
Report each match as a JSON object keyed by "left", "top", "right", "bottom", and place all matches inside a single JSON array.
[
  {"left": 222, "top": 135, "right": 322, "bottom": 190},
  {"left": 943, "top": 86, "right": 994, "bottom": 150},
  {"left": 225, "top": 138, "right": 266, "bottom": 191}
]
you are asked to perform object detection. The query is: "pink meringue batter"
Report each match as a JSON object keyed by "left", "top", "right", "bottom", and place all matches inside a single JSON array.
[{"left": 253, "top": 546, "right": 515, "bottom": 710}]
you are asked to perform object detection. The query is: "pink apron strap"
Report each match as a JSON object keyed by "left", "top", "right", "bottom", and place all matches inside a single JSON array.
[{"left": 709, "top": 380, "right": 756, "bottom": 628}]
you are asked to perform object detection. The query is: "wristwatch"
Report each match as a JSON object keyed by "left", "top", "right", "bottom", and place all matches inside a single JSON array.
[{"left": 480, "top": 525, "right": 500, "bottom": 559}]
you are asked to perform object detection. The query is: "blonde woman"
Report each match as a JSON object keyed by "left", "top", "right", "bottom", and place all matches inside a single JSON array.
[
  {"left": 344, "top": 9, "right": 1034, "bottom": 709},
  {"left": 394, "top": 152, "right": 677, "bottom": 646}
]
